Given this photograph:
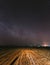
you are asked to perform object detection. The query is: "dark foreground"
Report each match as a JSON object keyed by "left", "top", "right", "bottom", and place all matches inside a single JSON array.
[{"left": 0, "top": 47, "right": 50, "bottom": 65}]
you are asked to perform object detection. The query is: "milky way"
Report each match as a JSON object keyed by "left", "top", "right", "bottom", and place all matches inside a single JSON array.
[{"left": 0, "top": 22, "right": 50, "bottom": 46}]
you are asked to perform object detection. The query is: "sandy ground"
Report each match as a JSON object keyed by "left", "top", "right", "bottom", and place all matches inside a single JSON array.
[{"left": 0, "top": 48, "right": 50, "bottom": 65}]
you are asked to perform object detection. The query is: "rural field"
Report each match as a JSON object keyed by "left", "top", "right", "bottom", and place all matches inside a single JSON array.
[{"left": 0, "top": 47, "right": 50, "bottom": 65}]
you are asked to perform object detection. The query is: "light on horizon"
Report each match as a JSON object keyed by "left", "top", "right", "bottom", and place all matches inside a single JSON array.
[{"left": 42, "top": 42, "right": 49, "bottom": 47}]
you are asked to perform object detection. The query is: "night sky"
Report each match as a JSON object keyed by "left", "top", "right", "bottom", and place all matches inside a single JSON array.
[{"left": 0, "top": 0, "right": 49, "bottom": 46}]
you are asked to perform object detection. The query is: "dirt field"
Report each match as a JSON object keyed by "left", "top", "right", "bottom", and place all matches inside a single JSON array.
[{"left": 0, "top": 47, "right": 50, "bottom": 65}]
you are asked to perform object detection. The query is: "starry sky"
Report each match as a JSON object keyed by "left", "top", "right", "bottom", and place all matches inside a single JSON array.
[{"left": 0, "top": 0, "right": 49, "bottom": 46}]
